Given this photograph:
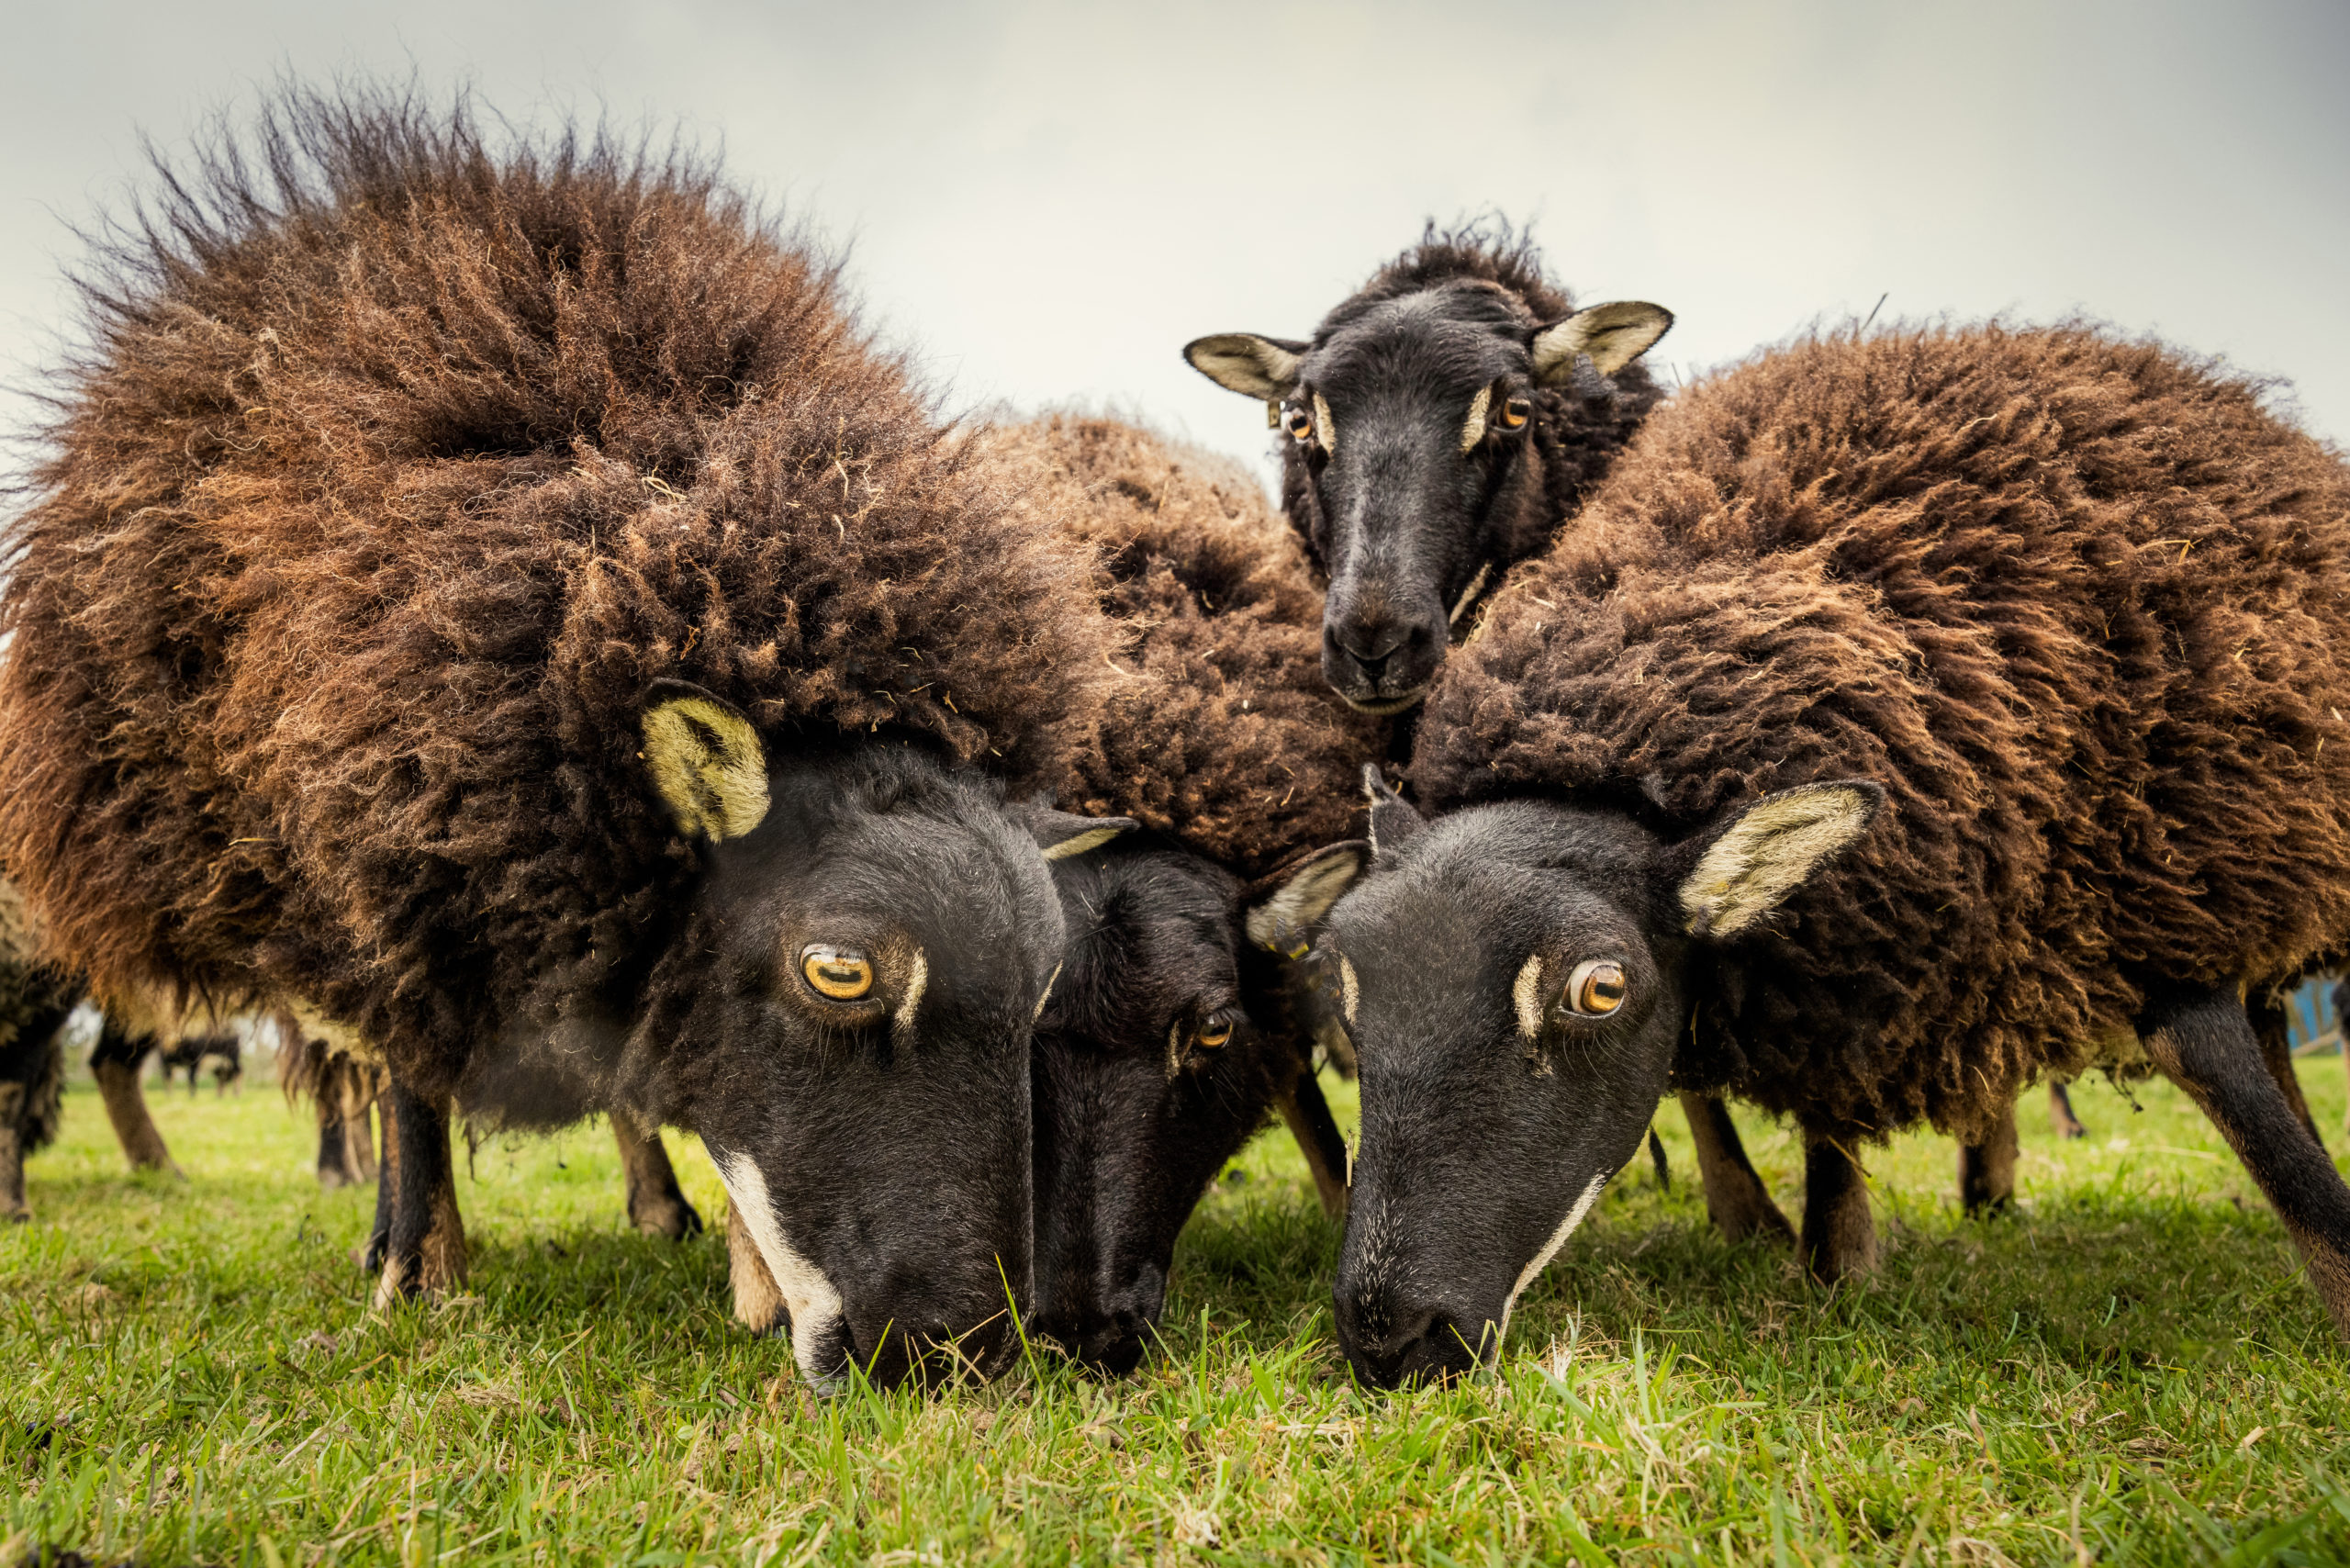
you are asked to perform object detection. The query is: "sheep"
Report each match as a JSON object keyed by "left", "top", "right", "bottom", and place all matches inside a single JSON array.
[
  {"left": 979, "top": 412, "right": 1386, "bottom": 1370},
  {"left": 1313, "top": 321, "right": 2350, "bottom": 1385},
  {"left": 0, "top": 86, "right": 1124, "bottom": 1389}
]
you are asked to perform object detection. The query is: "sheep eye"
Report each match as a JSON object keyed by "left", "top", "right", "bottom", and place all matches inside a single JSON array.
[
  {"left": 1565, "top": 958, "right": 1627, "bottom": 1016},
  {"left": 800, "top": 944, "right": 875, "bottom": 1001},
  {"left": 1500, "top": 396, "right": 1533, "bottom": 431},
  {"left": 1281, "top": 404, "right": 1315, "bottom": 443},
  {"left": 1195, "top": 1012, "right": 1237, "bottom": 1049}
]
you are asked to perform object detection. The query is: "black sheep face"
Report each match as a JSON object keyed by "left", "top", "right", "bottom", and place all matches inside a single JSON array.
[
  {"left": 630, "top": 683, "right": 1110, "bottom": 1393},
  {"left": 1185, "top": 288, "right": 1671, "bottom": 714},
  {"left": 1031, "top": 837, "right": 1362, "bottom": 1372},
  {"left": 1325, "top": 773, "right": 1878, "bottom": 1389}
]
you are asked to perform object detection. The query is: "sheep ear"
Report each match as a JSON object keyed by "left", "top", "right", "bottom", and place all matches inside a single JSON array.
[
  {"left": 1363, "top": 765, "right": 1425, "bottom": 857},
  {"left": 1530, "top": 301, "right": 1674, "bottom": 385},
  {"left": 640, "top": 680, "right": 770, "bottom": 843},
  {"left": 1184, "top": 333, "right": 1307, "bottom": 401},
  {"left": 1678, "top": 782, "right": 1883, "bottom": 939},
  {"left": 1245, "top": 841, "right": 1368, "bottom": 954},
  {"left": 1029, "top": 810, "right": 1137, "bottom": 861}
]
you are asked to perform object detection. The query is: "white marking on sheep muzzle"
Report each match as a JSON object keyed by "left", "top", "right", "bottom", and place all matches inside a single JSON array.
[
  {"left": 1512, "top": 955, "right": 1544, "bottom": 1040},
  {"left": 1494, "top": 1172, "right": 1607, "bottom": 1357},
  {"left": 712, "top": 1150, "right": 847, "bottom": 1390}
]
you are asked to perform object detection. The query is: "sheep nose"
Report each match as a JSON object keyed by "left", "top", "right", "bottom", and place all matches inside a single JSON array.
[
  {"left": 1335, "top": 613, "right": 1408, "bottom": 665},
  {"left": 1335, "top": 1289, "right": 1491, "bottom": 1389}
]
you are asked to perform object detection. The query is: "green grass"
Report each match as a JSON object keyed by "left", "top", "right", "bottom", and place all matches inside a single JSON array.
[{"left": 7, "top": 1061, "right": 2350, "bottom": 1566}]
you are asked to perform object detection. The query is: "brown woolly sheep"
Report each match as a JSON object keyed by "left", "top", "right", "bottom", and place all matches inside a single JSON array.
[
  {"left": 1001, "top": 413, "right": 1385, "bottom": 1369},
  {"left": 1318, "top": 322, "right": 2350, "bottom": 1385},
  {"left": 0, "top": 87, "right": 1123, "bottom": 1388}
]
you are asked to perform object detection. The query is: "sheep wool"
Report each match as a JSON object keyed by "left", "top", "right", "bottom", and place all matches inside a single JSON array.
[
  {"left": 1412, "top": 323, "right": 2350, "bottom": 1142},
  {"left": 0, "top": 89, "right": 1115, "bottom": 1100},
  {"left": 1001, "top": 414, "right": 1387, "bottom": 878}
]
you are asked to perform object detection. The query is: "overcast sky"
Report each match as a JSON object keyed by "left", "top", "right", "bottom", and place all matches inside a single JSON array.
[{"left": 3, "top": 0, "right": 2345, "bottom": 480}]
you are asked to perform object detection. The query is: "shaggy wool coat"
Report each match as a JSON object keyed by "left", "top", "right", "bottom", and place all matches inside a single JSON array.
[
  {"left": 1411, "top": 324, "right": 2350, "bottom": 1142},
  {"left": 0, "top": 92, "right": 1115, "bottom": 1101},
  {"left": 1001, "top": 413, "right": 1386, "bottom": 879}
]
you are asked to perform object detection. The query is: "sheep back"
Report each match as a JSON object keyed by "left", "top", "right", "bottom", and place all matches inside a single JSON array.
[
  {"left": 0, "top": 91, "right": 1113, "bottom": 1096},
  {"left": 1412, "top": 323, "right": 2350, "bottom": 1140},
  {"left": 999, "top": 414, "right": 1385, "bottom": 879}
]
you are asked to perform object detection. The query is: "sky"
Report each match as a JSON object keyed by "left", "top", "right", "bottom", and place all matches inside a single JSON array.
[{"left": 2, "top": 0, "right": 2345, "bottom": 480}]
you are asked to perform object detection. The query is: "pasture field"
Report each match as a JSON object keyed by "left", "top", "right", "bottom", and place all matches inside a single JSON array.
[{"left": 6, "top": 1061, "right": 2350, "bottom": 1566}]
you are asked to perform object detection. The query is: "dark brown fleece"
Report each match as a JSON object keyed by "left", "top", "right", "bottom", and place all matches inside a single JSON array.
[
  {"left": 0, "top": 88, "right": 1114, "bottom": 1099},
  {"left": 1412, "top": 323, "right": 2350, "bottom": 1143},
  {"left": 1, "top": 882, "right": 72, "bottom": 1156},
  {"left": 1278, "top": 222, "right": 1664, "bottom": 578},
  {"left": 997, "top": 415, "right": 1385, "bottom": 879}
]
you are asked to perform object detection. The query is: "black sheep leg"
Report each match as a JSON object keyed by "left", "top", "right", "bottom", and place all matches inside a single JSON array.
[
  {"left": 1680, "top": 1092, "right": 1795, "bottom": 1243},
  {"left": 2253, "top": 991, "right": 2325, "bottom": 1148},
  {"left": 88, "top": 1017, "right": 180, "bottom": 1176},
  {"left": 613, "top": 1115, "right": 701, "bottom": 1238},
  {"left": 1957, "top": 1105, "right": 2021, "bottom": 1215},
  {"left": 1800, "top": 1134, "right": 1876, "bottom": 1283},
  {"left": 2141, "top": 978, "right": 2350, "bottom": 1338},
  {"left": 2, "top": 993, "right": 74, "bottom": 1220},
  {"left": 373, "top": 1074, "right": 467, "bottom": 1306},
  {"left": 2047, "top": 1080, "right": 2087, "bottom": 1139},
  {"left": 1275, "top": 1053, "right": 1352, "bottom": 1221}
]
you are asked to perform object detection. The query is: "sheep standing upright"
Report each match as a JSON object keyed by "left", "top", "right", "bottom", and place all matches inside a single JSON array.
[
  {"left": 1317, "top": 323, "right": 2350, "bottom": 1384},
  {"left": 0, "top": 88, "right": 1121, "bottom": 1388}
]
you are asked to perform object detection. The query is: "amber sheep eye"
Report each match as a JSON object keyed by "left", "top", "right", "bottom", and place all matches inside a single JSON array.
[
  {"left": 800, "top": 945, "right": 875, "bottom": 1001},
  {"left": 1500, "top": 396, "right": 1533, "bottom": 431},
  {"left": 1196, "top": 1014, "right": 1236, "bottom": 1049},
  {"left": 1565, "top": 958, "right": 1627, "bottom": 1016},
  {"left": 1281, "top": 404, "right": 1315, "bottom": 442}
]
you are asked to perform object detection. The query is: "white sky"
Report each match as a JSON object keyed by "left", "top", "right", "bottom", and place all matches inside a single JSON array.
[{"left": 3, "top": 0, "right": 2345, "bottom": 479}]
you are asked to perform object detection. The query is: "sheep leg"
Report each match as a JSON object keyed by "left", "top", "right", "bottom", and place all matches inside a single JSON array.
[
  {"left": 1800, "top": 1135, "right": 1877, "bottom": 1283},
  {"left": 372, "top": 1076, "right": 467, "bottom": 1305},
  {"left": 2254, "top": 991, "right": 2324, "bottom": 1148},
  {"left": 357, "top": 1089, "right": 397, "bottom": 1270},
  {"left": 2141, "top": 978, "right": 2350, "bottom": 1338},
  {"left": 727, "top": 1195, "right": 789, "bottom": 1334},
  {"left": 1, "top": 997, "right": 73, "bottom": 1222},
  {"left": 2048, "top": 1080, "right": 2087, "bottom": 1139},
  {"left": 1957, "top": 1105, "right": 2020, "bottom": 1215},
  {"left": 0, "top": 1081, "right": 25, "bottom": 1220},
  {"left": 1679, "top": 1092, "right": 1794, "bottom": 1244},
  {"left": 316, "top": 1062, "right": 363, "bottom": 1190},
  {"left": 613, "top": 1115, "right": 702, "bottom": 1238},
  {"left": 1275, "top": 1056, "right": 1351, "bottom": 1221},
  {"left": 88, "top": 1018, "right": 181, "bottom": 1177}
]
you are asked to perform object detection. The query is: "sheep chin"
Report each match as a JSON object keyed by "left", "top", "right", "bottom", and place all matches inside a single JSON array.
[{"left": 1341, "top": 687, "right": 1429, "bottom": 717}]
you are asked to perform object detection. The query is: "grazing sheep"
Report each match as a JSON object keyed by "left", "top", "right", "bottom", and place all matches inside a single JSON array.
[
  {"left": 985, "top": 413, "right": 1384, "bottom": 1370},
  {"left": 0, "top": 87, "right": 1120, "bottom": 1388},
  {"left": 160, "top": 1028, "right": 241, "bottom": 1095},
  {"left": 1316, "top": 322, "right": 2350, "bottom": 1385}
]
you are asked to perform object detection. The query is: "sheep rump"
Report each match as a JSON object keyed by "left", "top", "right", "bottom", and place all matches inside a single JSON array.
[
  {"left": 1412, "top": 323, "right": 2350, "bottom": 1142},
  {"left": 0, "top": 87, "right": 1113, "bottom": 1103},
  {"left": 1001, "top": 413, "right": 1386, "bottom": 879}
]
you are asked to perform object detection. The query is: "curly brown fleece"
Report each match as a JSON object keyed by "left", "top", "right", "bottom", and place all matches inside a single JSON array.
[
  {"left": 996, "top": 414, "right": 1386, "bottom": 878},
  {"left": 1277, "top": 222, "right": 1664, "bottom": 578},
  {"left": 1412, "top": 323, "right": 2350, "bottom": 1142},
  {"left": 0, "top": 88, "right": 1113, "bottom": 1099}
]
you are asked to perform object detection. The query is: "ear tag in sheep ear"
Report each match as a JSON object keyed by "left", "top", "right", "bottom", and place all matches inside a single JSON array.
[
  {"left": 1362, "top": 765, "right": 1426, "bottom": 858},
  {"left": 640, "top": 680, "right": 770, "bottom": 843},
  {"left": 1028, "top": 809, "right": 1138, "bottom": 861},
  {"left": 1245, "top": 841, "right": 1368, "bottom": 955},
  {"left": 1530, "top": 300, "right": 1674, "bottom": 386},
  {"left": 1678, "top": 782, "right": 1884, "bottom": 939}
]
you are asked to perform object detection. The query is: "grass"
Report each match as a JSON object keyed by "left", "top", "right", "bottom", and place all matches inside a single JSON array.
[{"left": 7, "top": 1060, "right": 2350, "bottom": 1566}]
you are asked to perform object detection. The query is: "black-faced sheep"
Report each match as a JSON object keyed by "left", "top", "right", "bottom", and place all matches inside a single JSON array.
[
  {"left": 1316, "top": 322, "right": 2350, "bottom": 1385},
  {"left": 0, "top": 87, "right": 1121, "bottom": 1388},
  {"left": 990, "top": 413, "right": 1390, "bottom": 1371}
]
